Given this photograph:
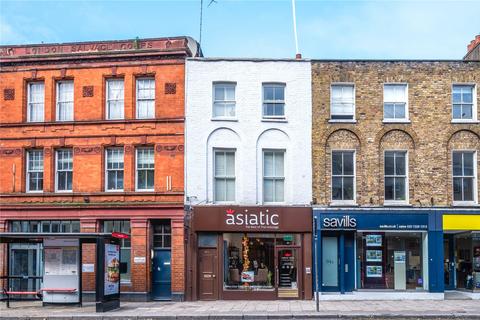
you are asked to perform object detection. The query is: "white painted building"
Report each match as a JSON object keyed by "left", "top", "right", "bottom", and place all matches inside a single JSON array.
[{"left": 185, "top": 59, "right": 312, "bottom": 206}]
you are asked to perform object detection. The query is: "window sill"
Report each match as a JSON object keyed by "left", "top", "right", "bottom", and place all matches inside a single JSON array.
[
  {"left": 383, "top": 119, "right": 411, "bottom": 124},
  {"left": 330, "top": 201, "right": 357, "bottom": 207},
  {"left": 452, "top": 202, "right": 479, "bottom": 207},
  {"left": 105, "top": 190, "right": 125, "bottom": 193},
  {"left": 328, "top": 119, "right": 357, "bottom": 124},
  {"left": 135, "top": 189, "right": 155, "bottom": 192},
  {"left": 211, "top": 117, "right": 238, "bottom": 122},
  {"left": 451, "top": 120, "right": 479, "bottom": 124},
  {"left": 383, "top": 201, "right": 411, "bottom": 207},
  {"left": 261, "top": 118, "right": 287, "bottom": 123},
  {"left": 54, "top": 190, "right": 73, "bottom": 194}
]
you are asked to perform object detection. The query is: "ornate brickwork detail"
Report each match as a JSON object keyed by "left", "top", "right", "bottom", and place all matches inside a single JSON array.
[
  {"left": 379, "top": 130, "right": 415, "bottom": 150},
  {"left": 44, "top": 147, "right": 52, "bottom": 156},
  {"left": 448, "top": 130, "right": 480, "bottom": 150},
  {"left": 0, "top": 148, "right": 22, "bottom": 157},
  {"left": 82, "top": 86, "right": 94, "bottom": 97},
  {"left": 155, "top": 144, "right": 183, "bottom": 153},
  {"left": 3, "top": 88, "right": 14, "bottom": 100},
  {"left": 124, "top": 145, "right": 134, "bottom": 154},
  {"left": 165, "top": 83, "right": 176, "bottom": 94},
  {"left": 74, "top": 146, "right": 102, "bottom": 155}
]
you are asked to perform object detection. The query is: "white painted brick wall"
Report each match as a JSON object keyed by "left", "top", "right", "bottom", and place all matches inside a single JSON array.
[{"left": 185, "top": 59, "right": 312, "bottom": 206}]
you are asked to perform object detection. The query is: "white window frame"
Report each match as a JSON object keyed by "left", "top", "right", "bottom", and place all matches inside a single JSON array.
[
  {"left": 135, "top": 147, "right": 155, "bottom": 191},
  {"left": 26, "top": 150, "right": 44, "bottom": 193},
  {"left": 213, "top": 149, "right": 236, "bottom": 203},
  {"left": 452, "top": 150, "right": 478, "bottom": 205},
  {"left": 105, "top": 148, "right": 124, "bottom": 192},
  {"left": 106, "top": 79, "right": 125, "bottom": 120},
  {"left": 451, "top": 83, "right": 478, "bottom": 123},
  {"left": 262, "top": 149, "right": 286, "bottom": 204},
  {"left": 212, "top": 82, "right": 236, "bottom": 119},
  {"left": 136, "top": 78, "right": 155, "bottom": 119},
  {"left": 383, "top": 150, "right": 409, "bottom": 205},
  {"left": 27, "top": 82, "right": 45, "bottom": 122},
  {"left": 55, "top": 148, "right": 73, "bottom": 193},
  {"left": 262, "top": 83, "right": 286, "bottom": 119},
  {"left": 330, "top": 83, "right": 356, "bottom": 122},
  {"left": 383, "top": 83, "right": 409, "bottom": 122},
  {"left": 56, "top": 80, "right": 74, "bottom": 121},
  {"left": 330, "top": 150, "right": 356, "bottom": 205}
]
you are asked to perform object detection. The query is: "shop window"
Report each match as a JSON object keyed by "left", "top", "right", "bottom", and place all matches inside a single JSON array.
[
  {"left": 105, "top": 148, "right": 124, "bottom": 191},
  {"left": 153, "top": 221, "right": 171, "bottom": 248},
  {"left": 214, "top": 150, "right": 235, "bottom": 202},
  {"left": 356, "top": 232, "right": 425, "bottom": 290},
  {"left": 453, "top": 151, "right": 477, "bottom": 204},
  {"left": 224, "top": 233, "right": 275, "bottom": 291},
  {"left": 136, "top": 147, "right": 154, "bottom": 191},
  {"left": 384, "top": 151, "right": 408, "bottom": 203},
  {"left": 213, "top": 82, "right": 236, "bottom": 118},
  {"left": 55, "top": 149, "right": 73, "bottom": 192},
  {"left": 331, "top": 151, "right": 355, "bottom": 204},
  {"left": 103, "top": 220, "right": 131, "bottom": 283},
  {"left": 56, "top": 81, "right": 74, "bottom": 121},
  {"left": 330, "top": 84, "right": 355, "bottom": 120},
  {"left": 106, "top": 79, "right": 124, "bottom": 120},
  {"left": 9, "top": 220, "right": 80, "bottom": 233},
  {"left": 27, "top": 82, "right": 44, "bottom": 122},
  {"left": 26, "top": 149, "right": 44, "bottom": 192},
  {"left": 263, "top": 150, "right": 285, "bottom": 203}
]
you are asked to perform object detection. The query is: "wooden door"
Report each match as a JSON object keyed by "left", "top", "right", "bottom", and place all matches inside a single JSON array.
[{"left": 198, "top": 248, "right": 218, "bottom": 300}]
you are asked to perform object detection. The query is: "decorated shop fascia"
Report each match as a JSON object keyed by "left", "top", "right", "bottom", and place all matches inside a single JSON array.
[
  {"left": 185, "top": 206, "right": 313, "bottom": 301},
  {"left": 313, "top": 209, "right": 443, "bottom": 294}
]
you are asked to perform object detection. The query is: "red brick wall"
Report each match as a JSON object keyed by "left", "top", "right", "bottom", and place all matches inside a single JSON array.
[{"left": 0, "top": 52, "right": 187, "bottom": 298}]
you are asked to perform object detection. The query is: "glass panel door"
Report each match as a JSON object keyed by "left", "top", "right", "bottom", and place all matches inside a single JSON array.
[
  {"left": 9, "top": 244, "right": 42, "bottom": 296},
  {"left": 276, "top": 248, "right": 299, "bottom": 298},
  {"left": 322, "top": 236, "right": 339, "bottom": 290}
]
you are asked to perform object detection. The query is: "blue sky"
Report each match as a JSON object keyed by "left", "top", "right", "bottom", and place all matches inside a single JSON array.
[{"left": 0, "top": 0, "right": 479, "bottom": 59}]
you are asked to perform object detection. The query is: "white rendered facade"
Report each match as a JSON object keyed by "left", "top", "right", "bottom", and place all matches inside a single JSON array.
[{"left": 185, "top": 59, "right": 312, "bottom": 206}]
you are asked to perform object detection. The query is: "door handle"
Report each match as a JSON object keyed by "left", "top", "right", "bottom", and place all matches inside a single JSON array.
[{"left": 212, "top": 275, "right": 216, "bottom": 278}]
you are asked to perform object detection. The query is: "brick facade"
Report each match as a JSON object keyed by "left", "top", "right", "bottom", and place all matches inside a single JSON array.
[
  {"left": 312, "top": 61, "right": 480, "bottom": 207},
  {"left": 0, "top": 37, "right": 201, "bottom": 301}
]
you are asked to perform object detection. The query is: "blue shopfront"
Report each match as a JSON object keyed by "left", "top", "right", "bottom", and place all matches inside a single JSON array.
[{"left": 313, "top": 209, "right": 444, "bottom": 294}]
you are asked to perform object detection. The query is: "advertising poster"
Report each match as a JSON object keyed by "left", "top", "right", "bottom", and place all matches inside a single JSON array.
[
  {"left": 241, "top": 271, "right": 254, "bottom": 283},
  {"left": 366, "top": 235, "right": 382, "bottom": 247},
  {"left": 104, "top": 244, "right": 120, "bottom": 296},
  {"left": 366, "top": 265, "right": 383, "bottom": 278},
  {"left": 366, "top": 250, "right": 382, "bottom": 262}
]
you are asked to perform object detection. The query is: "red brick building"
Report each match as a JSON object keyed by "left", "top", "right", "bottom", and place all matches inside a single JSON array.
[{"left": 0, "top": 37, "right": 201, "bottom": 301}]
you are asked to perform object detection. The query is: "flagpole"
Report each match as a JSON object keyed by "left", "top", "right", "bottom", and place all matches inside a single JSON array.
[{"left": 291, "top": 0, "right": 300, "bottom": 57}]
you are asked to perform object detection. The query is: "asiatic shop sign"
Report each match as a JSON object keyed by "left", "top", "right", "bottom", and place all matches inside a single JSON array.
[
  {"left": 192, "top": 206, "right": 312, "bottom": 233},
  {"left": 225, "top": 208, "right": 280, "bottom": 230}
]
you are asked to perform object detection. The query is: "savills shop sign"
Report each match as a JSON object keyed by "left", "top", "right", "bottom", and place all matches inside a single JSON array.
[
  {"left": 317, "top": 211, "right": 428, "bottom": 231},
  {"left": 192, "top": 206, "right": 312, "bottom": 233},
  {"left": 323, "top": 215, "right": 357, "bottom": 228},
  {"left": 225, "top": 208, "right": 280, "bottom": 230}
]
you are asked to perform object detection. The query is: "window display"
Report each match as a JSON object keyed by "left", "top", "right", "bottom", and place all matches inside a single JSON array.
[{"left": 224, "top": 233, "right": 274, "bottom": 291}]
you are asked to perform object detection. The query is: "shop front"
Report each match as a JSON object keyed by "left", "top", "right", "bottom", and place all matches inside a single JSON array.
[
  {"left": 314, "top": 209, "right": 436, "bottom": 295},
  {"left": 185, "top": 206, "right": 312, "bottom": 300},
  {"left": 442, "top": 212, "right": 480, "bottom": 293}
]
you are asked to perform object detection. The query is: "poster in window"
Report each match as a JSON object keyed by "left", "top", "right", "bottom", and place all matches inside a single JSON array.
[
  {"left": 44, "top": 248, "right": 62, "bottom": 275},
  {"left": 104, "top": 244, "right": 120, "bottom": 296},
  {"left": 366, "top": 235, "right": 382, "bottom": 247},
  {"left": 61, "top": 248, "right": 78, "bottom": 274},
  {"left": 366, "top": 250, "right": 382, "bottom": 262},
  {"left": 366, "top": 265, "right": 383, "bottom": 278}
]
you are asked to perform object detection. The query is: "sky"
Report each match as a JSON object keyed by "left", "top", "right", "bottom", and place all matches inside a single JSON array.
[{"left": 0, "top": 0, "right": 479, "bottom": 59}]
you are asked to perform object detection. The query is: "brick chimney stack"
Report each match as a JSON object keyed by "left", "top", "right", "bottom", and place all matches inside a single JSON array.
[{"left": 464, "top": 34, "right": 480, "bottom": 61}]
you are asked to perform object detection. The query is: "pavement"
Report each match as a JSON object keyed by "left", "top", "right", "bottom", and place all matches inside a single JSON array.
[{"left": 1, "top": 300, "right": 480, "bottom": 319}]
